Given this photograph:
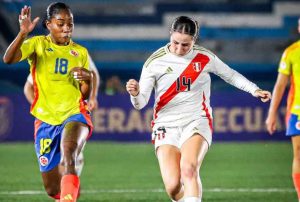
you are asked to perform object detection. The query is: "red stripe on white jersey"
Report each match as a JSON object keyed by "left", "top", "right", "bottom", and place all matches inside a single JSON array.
[
  {"left": 152, "top": 53, "right": 210, "bottom": 127},
  {"left": 202, "top": 92, "right": 213, "bottom": 132}
]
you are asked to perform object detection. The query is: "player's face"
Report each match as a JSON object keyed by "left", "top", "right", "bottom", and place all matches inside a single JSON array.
[
  {"left": 169, "top": 32, "right": 194, "bottom": 56},
  {"left": 46, "top": 10, "right": 74, "bottom": 45}
]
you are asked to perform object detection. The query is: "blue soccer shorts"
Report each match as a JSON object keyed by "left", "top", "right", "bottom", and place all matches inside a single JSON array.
[
  {"left": 34, "top": 113, "right": 92, "bottom": 172},
  {"left": 286, "top": 113, "right": 300, "bottom": 136}
]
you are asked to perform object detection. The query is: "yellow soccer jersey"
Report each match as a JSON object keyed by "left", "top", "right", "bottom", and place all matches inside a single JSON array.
[
  {"left": 278, "top": 40, "right": 300, "bottom": 116},
  {"left": 20, "top": 35, "right": 89, "bottom": 125}
]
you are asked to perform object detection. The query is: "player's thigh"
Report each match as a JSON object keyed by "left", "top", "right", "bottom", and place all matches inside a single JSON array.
[
  {"left": 157, "top": 145, "right": 181, "bottom": 184},
  {"left": 61, "top": 121, "right": 89, "bottom": 152},
  {"left": 292, "top": 136, "right": 300, "bottom": 155},
  {"left": 180, "top": 134, "right": 208, "bottom": 168}
]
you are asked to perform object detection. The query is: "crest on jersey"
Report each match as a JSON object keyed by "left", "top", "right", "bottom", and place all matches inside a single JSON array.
[
  {"left": 193, "top": 62, "right": 202, "bottom": 72},
  {"left": 70, "top": 50, "right": 79, "bottom": 57}
]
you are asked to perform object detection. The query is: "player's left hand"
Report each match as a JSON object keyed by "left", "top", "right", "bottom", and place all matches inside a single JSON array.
[
  {"left": 70, "top": 67, "right": 92, "bottom": 81},
  {"left": 254, "top": 89, "right": 271, "bottom": 102}
]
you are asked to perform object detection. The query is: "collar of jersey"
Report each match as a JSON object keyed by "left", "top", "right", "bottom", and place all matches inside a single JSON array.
[{"left": 46, "top": 35, "right": 73, "bottom": 49}]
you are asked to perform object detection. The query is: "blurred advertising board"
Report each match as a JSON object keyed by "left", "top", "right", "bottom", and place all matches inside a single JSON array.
[{"left": 0, "top": 92, "right": 289, "bottom": 142}]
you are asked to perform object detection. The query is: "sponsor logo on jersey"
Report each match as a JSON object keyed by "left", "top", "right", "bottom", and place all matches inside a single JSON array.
[
  {"left": 166, "top": 67, "right": 173, "bottom": 73},
  {"left": 70, "top": 50, "right": 79, "bottom": 57},
  {"left": 192, "top": 127, "right": 199, "bottom": 131},
  {"left": 193, "top": 62, "right": 202, "bottom": 72},
  {"left": 46, "top": 48, "right": 53, "bottom": 52},
  {"left": 39, "top": 156, "right": 49, "bottom": 166}
]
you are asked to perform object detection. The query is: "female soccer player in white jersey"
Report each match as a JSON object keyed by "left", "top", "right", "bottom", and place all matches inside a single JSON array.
[
  {"left": 3, "top": 3, "right": 93, "bottom": 202},
  {"left": 126, "top": 16, "right": 271, "bottom": 202}
]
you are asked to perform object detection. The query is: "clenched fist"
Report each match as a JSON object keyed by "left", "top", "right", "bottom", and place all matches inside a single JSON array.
[{"left": 126, "top": 79, "right": 140, "bottom": 96}]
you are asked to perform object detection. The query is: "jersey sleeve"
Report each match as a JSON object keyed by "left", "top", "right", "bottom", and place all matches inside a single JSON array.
[
  {"left": 20, "top": 36, "right": 37, "bottom": 61},
  {"left": 278, "top": 50, "right": 291, "bottom": 75},
  {"left": 210, "top": 55, "right": 259, "bottom": 96},
  {"left": 88, "top": 54, "right": 96, "bottom": 71},
  {"left": 130, "top": 64, "right": 155, "bottom": 110}
]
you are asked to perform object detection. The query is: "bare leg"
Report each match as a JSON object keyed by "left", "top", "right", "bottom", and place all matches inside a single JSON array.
[
  {"left": 60, "top": 122, "right": 88, "bottom": 175},
  {"left": 157, "top": 145, "right": 184, "bottom": 201},
  {"left": 180, "top": 134, "right": 208, "bottom": 198},
  {"left": 60, "top": 122, "right": 89, "bottom": 202},
  {"left": 41, "top": 165, "right": 63, "bottom": 199},
  {"left": 291, "top": 136, "right": 300, "bottom": 201}
]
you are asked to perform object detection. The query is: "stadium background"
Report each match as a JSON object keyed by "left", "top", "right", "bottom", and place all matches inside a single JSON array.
[{"left": 0, "top": 0, "right": 298, "bottom": 201}]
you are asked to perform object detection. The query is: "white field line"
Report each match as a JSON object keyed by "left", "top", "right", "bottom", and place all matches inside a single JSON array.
[{"left": 0, "top": 188, "right": 294, "bottom": 195}]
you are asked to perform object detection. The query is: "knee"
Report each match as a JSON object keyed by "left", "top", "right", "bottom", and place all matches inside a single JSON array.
[
  {"left": 164, "top": 178, "right": 182, "bottom": 199},
  {"left": 181, "top": 161, "right": 199, "bottom": 180},
  {"left": 61, "top": 143, "right": 78, "bottom": 165},
  {"left": 294, "top": 145, "right": 300, "bottom": 159}
]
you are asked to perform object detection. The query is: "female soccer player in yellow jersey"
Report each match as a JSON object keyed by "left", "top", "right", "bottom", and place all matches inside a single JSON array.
[
  {"left": 266, "top": 18, "right": 300, "bottom": 202},
  {"left": 126, "top": 16, "right": 271, "bottom": 202},
  {"left": 3, "top": 3, "right": 93, "bottom": 202}
]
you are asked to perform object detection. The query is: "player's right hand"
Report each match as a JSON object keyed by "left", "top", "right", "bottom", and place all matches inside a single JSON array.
[
  {"left": 19, "top": 5, "right": 40, "bottom": 35},
  {"left": 265, "top": 115, "right": 277, "bottom": 135},
  {"left": 126, "top": 79, "right": 140, "bottom": 96}
]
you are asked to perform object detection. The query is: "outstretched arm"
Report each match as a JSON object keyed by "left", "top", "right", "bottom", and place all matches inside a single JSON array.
[
  {"left": 212, "top": 56, "right": 271, "bottom": 102},
  {"left": 265, "top": 73, "right": 289, "bottom": 135},
  {"left": 3, "top": 5, "right": 39, "bottom": 64}
]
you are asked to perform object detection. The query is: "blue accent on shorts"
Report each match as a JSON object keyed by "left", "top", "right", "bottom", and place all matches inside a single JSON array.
[
  {"left": 286, "top": 114, "right": 300, "bottom": 136},
  {"left": 35, "top": 113, "right": 89, "bottom": 172}
]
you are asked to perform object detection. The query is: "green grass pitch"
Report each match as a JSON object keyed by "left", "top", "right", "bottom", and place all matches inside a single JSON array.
[{"left": 0, "top": 141, "right": 296, "bottom": 201}]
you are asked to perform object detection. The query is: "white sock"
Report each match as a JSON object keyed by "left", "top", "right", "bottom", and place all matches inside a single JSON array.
[{"left": 184, "top": 197, "right": 201, "bottom": 202}]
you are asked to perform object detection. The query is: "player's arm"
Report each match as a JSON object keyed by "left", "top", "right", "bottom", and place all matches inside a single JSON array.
[
  {"left": 127, "top": 65, "right": 155, "bottom": 110},
  {"left": 3, "top": 6, "right": 39, "bottom": 64},
  {"left": 266, "top": 73, "right": 289, "bottom": 134},
  {"left": 212, "top": 56, "right": 271, "bottom": 102},
  {"left": 24, "top": 79, "right": 34, "bottom": 104},
  {"left": 70, "top": 67, "right": 93, "bottom": 100},
  {"left": 88, "top": 56, "right": 100, "bottom": 111}
]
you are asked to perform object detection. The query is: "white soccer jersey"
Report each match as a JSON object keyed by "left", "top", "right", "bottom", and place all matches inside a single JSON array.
[{"left": 131, "top": 44, "right": 259, "bottom": 128}]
